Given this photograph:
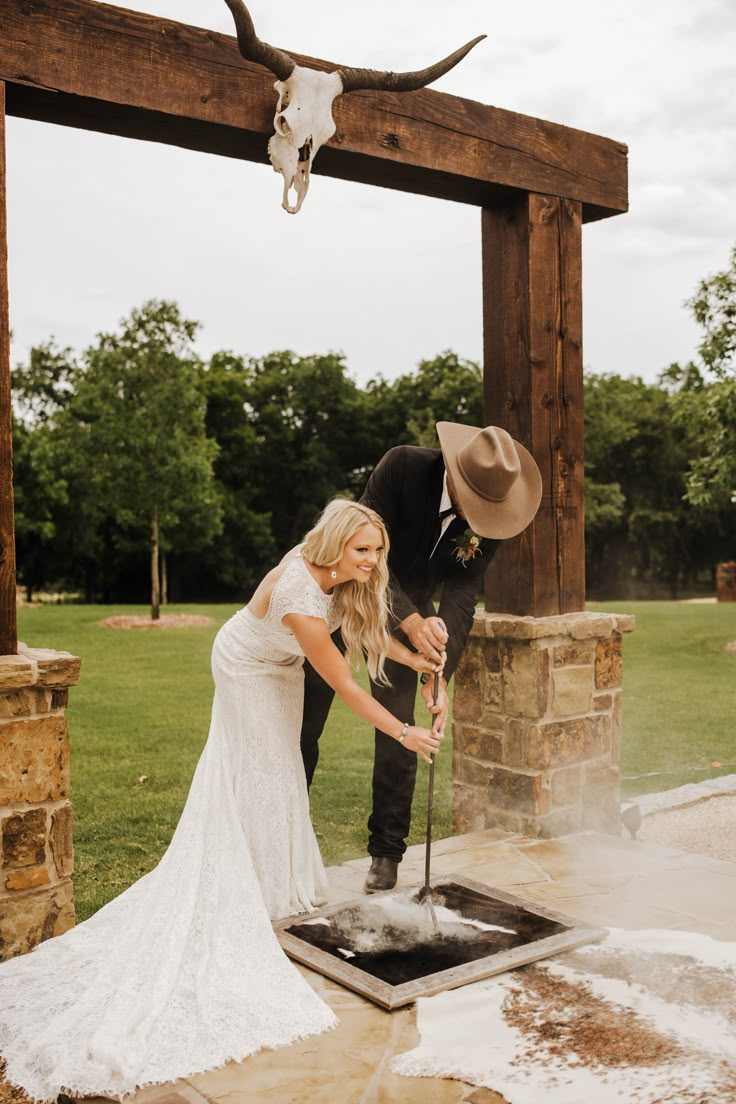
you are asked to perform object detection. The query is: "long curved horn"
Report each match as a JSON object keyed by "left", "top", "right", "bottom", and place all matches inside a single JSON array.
[
  {"left": 223, "top": 0, "right": 296, "bottom": 81},
  {"left": 338, "top": 35, "right": 486, "bottom": 94}
]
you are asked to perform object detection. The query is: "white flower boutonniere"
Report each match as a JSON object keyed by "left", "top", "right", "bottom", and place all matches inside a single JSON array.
[{"left": 452, "top": 528, "right": 482, "bottom": 567}]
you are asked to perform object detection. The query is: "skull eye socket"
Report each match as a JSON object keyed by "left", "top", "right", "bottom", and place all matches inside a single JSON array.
[{"left": 275, "top": 114, "right": 291, "bottom": 137}]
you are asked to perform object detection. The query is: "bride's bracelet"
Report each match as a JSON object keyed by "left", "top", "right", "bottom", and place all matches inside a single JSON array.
[{"left": 398, "top": 722, "right": 409, "bottom": 744}]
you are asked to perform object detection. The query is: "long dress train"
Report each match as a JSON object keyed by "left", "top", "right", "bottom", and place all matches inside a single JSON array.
[{"left": 0, "top": 555, "right": 340, "bottom": 1102}]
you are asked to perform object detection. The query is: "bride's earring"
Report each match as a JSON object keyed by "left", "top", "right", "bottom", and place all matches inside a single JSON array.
[{"left": 330, "top": 570, "right": 337, "bottom": 580}]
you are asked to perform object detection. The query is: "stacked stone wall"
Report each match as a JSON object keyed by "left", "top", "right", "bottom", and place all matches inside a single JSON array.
[
  {"left": 453, "top": 611, "right": 634, "bottom": 839},
  {"left": 0, "top": 647, "right": 80, "bottom": 960}
]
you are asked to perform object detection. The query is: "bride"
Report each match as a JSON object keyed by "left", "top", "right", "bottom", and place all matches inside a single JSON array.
[{"left": 0, "top": 499, "right": 443, "bottom": 1103}]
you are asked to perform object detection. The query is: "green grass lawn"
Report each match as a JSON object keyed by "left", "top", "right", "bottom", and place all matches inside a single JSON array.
[
  {"left": 588, "top": 600, "right": 736, "bottom": 798},
  {"left": 17, "top": 599, "right": 736, "bottom": 921}
]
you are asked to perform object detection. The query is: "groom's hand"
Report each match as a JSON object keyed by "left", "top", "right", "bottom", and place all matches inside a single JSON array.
[
  {"left": 402, "top": 614, "right": 448, "bottom": 663},
  {"left": 421, "top": 675, "right": 449, "bottom": 737}
]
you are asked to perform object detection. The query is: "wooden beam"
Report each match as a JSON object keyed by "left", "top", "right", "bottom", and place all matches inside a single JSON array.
[
  {"left": 482, "top": 194, "right": 585, "bottom": 616},
  {"left": 0, "top": 0, "right": 628, "bottom": 221},
  {"left": 0, "top": 82, "right": 17, "bottom": 655}
]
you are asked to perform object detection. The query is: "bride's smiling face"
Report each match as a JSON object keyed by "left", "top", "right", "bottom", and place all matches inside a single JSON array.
[{"left": 338, "top": 522, "right": 384, "bottom": 583}]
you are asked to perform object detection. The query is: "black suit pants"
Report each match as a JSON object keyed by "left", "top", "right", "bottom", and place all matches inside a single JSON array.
[{"left": 366, "top": 656, "right": 419, "bottom": 861}]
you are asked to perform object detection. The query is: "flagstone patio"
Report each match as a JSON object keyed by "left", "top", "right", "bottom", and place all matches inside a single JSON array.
[{"left": 114, "top": 826, "right": 736, "bottom": 1104}]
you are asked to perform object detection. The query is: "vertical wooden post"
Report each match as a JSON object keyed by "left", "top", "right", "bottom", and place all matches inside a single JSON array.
[
  {"left": 0, "top": 82, "right": 17, "bottom": 655},
  {"left": 482, "top": 192, "right": 585, "bottom": 617}
]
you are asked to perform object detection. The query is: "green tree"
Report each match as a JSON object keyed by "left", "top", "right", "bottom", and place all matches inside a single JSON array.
[
  {"left": 60, "top": 301, "right": 222, "bottom": 617},
  {"left": 583, "top": 372, "right": 717, "bottom": 597},
  {"left": 197, "top": 351, "right": 278, "bottom": 596},
  {"left": 665, "top": 244, "right": 736, "bottom": 509},
  {"left": 690, "top": 243, "right": 736, "bottom": 374},
  {"left": 11, "top": 340, "right": 79, "bottom": 423},
  {"left": 11, "top": 342, "right": 85, "bottom": 598},
  {"left": 11, "top": 414, "right": 68, "bottom": 601},
  {"left": 365, "top": 351, "right": 483, "bottom": 451},
  {"left": 238, "top": 350, "right": 371, "bottom": 548}
]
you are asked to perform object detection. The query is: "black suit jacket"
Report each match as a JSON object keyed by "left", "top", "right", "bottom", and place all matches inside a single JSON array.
[{"left": 360, "top": 445, "right": 498, "bottom": 683}]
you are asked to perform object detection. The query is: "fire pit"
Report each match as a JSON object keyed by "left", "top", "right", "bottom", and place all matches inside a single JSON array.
[{"left": 276, "top": 874, "right": 606, "bottom": 1009}]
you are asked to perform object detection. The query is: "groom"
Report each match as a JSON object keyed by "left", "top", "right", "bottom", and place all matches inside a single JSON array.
[{"left": 300, "top": 422, "right": 542, "bottom": 892}]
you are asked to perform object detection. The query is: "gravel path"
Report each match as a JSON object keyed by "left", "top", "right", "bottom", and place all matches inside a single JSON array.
[{"left": 637, "top": 794, "right": 736, "bottom": 863}]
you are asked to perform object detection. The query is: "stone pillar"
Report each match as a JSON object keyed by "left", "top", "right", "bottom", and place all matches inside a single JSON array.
[
  {"left": 453, "top": 611, "right": 634, "bottom": 838},
  {"left": 0, "top": 646, "right": 81, "bottom": 960}
]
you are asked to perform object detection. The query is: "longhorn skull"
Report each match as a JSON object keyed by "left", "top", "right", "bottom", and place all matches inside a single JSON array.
[{"left": 223, "top": 0, "right": 485, "bottom": 214}]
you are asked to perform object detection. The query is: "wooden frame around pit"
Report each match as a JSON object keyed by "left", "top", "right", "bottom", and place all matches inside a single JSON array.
[{"left": 275, "top": 873, "right": 608, "bottom": 1010}]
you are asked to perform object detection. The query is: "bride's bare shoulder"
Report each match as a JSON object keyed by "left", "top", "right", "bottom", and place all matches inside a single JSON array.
[{"left": 248, "top": 549, "right": 301, "bottom": 618}]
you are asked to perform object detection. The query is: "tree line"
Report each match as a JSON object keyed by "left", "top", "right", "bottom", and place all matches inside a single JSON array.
[{"left": 11, "top": 247, "right": 736, "bottom": 607}]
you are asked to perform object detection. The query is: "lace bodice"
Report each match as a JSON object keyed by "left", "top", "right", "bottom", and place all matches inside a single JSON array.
[{"left": 241, "top": 553, "right": 342, "bottom": 656}]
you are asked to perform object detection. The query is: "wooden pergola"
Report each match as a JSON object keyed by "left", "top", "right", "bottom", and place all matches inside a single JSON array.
[{"left": 0, "top": 0, "right": 628, "bottom": 654}]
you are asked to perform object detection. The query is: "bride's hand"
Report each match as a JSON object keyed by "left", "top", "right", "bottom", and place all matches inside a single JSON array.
[
  {"left": 401, "top": 725, "right": 442, "bottom": 764},
  {"left": 411, "top": 649, "right": 446, "bottom": 676},
  {"left": 388, "top": 634, "right": 445, "bottom": 675}
]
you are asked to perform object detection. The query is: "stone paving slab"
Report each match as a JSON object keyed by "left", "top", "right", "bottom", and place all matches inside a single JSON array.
[
  {"left": 103, "top": 826, "right": 736, "bottom": 1104},
  {"left": 613, "top": 866, "right": 736, "bottom": 926},
  {"left": 635, "top": 772, "right": 736, "bottom": 815},
  {"left": 423, "top": 844, "right": 549, "bottom": 883},
  {"left": 438, "top": 851, "right": 551, "bottom": 890}
]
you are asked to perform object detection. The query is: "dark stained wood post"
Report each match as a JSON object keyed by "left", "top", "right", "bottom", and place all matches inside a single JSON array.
[
  {"left": 0, "top": 82, "right": 17, "bottom": 655},
  {"left": 482, "top": 193, "right": 585, "bottom": 617}
]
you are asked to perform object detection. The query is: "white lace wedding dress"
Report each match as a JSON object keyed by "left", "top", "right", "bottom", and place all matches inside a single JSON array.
[{"left": 0, "top": 554, "right": 341, "bottom": 1102}]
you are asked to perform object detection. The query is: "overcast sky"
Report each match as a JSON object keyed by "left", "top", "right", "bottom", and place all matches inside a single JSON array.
[{"left": 6, "top": 0, "right": 736, "bottom": 389}]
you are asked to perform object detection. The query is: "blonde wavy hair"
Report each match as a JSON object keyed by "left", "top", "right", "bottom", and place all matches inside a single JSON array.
[{"left": 302, "top": 499, "right": 392, "bottom": 685}]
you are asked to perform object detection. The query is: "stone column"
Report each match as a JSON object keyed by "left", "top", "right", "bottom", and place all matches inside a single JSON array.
[
  {"left": 452, "top": 611, "right": 634, "bottom": 838},
  {"left": 0, "top": 646, "right": 81, "bottom": 960}
]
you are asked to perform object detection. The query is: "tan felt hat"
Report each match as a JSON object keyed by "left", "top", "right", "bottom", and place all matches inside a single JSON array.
[{"left": 436, "top": 422, "right": 543, "bottom": 539}]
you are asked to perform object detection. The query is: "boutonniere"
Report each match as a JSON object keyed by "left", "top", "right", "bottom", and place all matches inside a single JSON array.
[{"left": 452, "top": 528, "right": 482, "bottom": 567}]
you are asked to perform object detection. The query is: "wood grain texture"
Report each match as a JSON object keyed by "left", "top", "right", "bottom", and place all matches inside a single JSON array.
[
  {"left": 0, "top": 0, "right": 628, "bottom": 220},
  {"left": 0, "top": 83, "right": 17, "bottom": 655},
  {"left": 482, "top": 195, "right": 585, "bottom": 617}
]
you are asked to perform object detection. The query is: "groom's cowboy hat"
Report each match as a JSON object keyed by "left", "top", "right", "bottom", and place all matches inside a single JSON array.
[{"left": 436, "top": 422, "right": 543, "bottom": 539}]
